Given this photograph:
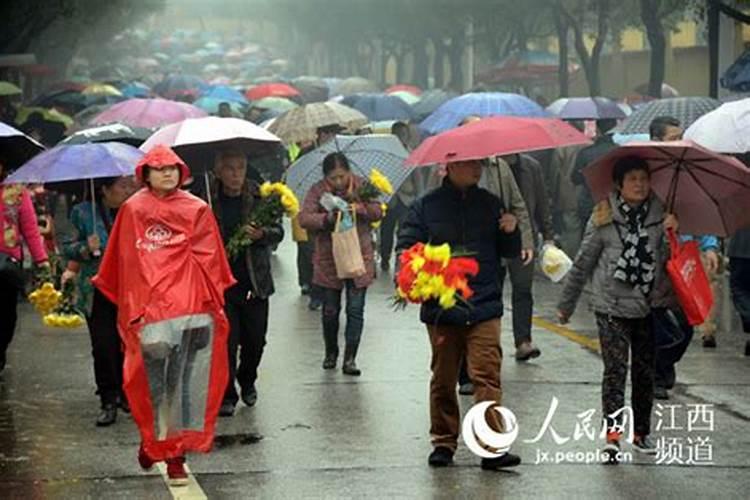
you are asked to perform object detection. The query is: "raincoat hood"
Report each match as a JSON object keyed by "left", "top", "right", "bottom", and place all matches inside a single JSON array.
[{"left": 135, "top": 144, "right": 191, "bottom": 185}]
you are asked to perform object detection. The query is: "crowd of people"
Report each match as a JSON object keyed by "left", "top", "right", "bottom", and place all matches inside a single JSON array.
[{"left": 2, "top": 52, "right": 750, "bottom": 483}]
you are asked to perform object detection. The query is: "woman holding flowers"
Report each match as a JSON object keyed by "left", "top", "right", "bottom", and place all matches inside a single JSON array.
[
  {"left": 211, "top": 149, "right": 288, "bottom": 417},
  {"left": 62, "top": 175, "right": 137, "bottom": 426},
  {"left": 299, "top": 152, "right": 384, "bottom": 376},
  {"left": 0, "top": 160, "right": 49, "bottom": 373}
]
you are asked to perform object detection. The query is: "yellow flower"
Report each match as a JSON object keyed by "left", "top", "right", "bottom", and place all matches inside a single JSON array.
[
  {"left": 410, "top": 255, "right": 426, "bottom": 273},
  {"left": 439, "top": 290, "right": 457, "bottom": 309},
  {"left": 369, "top": 169, "right": 393, "bottom": 195},
  {"left": 370, "top": 221, "right": 382, "bottom": 229},
  {"left": 424, "top": 243, "right": 451, "bottom": 268},
  {"left": 260, "top": 182, "right": 274, "bottom": 198}
]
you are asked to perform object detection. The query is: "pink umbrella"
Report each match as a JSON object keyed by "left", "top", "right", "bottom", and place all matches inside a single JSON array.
[
  {"left": 91, "top": 98, "right": 208, "bottom": 129},
  {"left": 583, "top": 140, "right": 750, "bottom": 237},
  {"left": 406, "top": 116, "right": 591, "bottom": 167},
  {"left": 140, "top": 116, "right": 281, "bottom": 177}
]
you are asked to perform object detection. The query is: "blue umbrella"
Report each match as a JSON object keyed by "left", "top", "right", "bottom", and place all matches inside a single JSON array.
[
  {"left": 153, "top": 74, "right": 208, "bottom": 99},
  {"left": 340, "top": 94, "right": 415, "bottom": 122},
  {"left": 6, "top": 142, "right": 143, "bottom": 185},
  {"left": 193, "top": 97, "right": 246, "bottom": 115},
  {"left": 721, "top": 49, "right": 750, "bottom": 92},
  {"left": 199, "top": 85, "right": 248, "bottom": 104},
  {"left": 419, "top": 92, "right": 549, "bottom": 135},
  {"left": 412, "top": 89, "right": 457, "bottom": 122},
  {"left": 120, "top": 81, "right": 151, "bottom": 98}
]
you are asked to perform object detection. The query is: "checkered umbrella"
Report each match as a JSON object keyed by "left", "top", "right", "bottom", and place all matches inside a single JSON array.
[
  {"left": 268, "top": 102, "right": 368, "bottom": 145},
  {"left": 285, "top": 134, "right": 409, "bottom": 204},
  {"left": 617, "top": 97, "right": 720, "bottom": 135}
]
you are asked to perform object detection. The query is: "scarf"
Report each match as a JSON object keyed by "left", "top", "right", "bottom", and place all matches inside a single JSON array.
[{"left": 613, "top": 194, "right": 655, "bottom": 295}]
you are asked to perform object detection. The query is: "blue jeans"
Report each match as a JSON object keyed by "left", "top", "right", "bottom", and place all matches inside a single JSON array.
[
  {"left": 321, "top": 281, "right": 367, "bottom": 355},
  {"left": 652, "top": 307, "right": 693, "bottom": 388},
  {"left": 730, "top": 257, "right": 750, "bottom": 333}
]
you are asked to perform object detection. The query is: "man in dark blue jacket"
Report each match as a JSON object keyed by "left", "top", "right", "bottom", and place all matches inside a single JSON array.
[{"left": 396, "top": 159, "right": 522, "bottom": 470}]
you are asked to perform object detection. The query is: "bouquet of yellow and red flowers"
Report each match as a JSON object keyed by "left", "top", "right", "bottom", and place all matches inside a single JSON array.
[
  {"left": 226, "top": 181, "right": 300, "bottom": 259},
  {"left": 28, "top": 279, "right": 85, "bottom": 328},
  {"left": 395, "top": 242, "right": 479, "bottom": 309}
]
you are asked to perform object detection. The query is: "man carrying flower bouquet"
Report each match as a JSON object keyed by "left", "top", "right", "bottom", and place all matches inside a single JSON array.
[
  {"left": 210, "top": 149, "right": 285, "bottom": 417},
  {"left": 396, "top": 159, "right": 523, "bottom": 470}
]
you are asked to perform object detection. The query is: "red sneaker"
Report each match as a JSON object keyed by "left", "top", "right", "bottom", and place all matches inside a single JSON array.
[
  {"left": 166, "top": 457, "right": 189, "bottom": 486},
  {"left": 137, "top": 446, "right": 154, "bottom": 471}
]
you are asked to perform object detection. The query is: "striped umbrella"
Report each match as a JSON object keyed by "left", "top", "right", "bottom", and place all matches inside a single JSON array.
[{"left": 268, "top": 102, "right": 368, "bottom": 145}]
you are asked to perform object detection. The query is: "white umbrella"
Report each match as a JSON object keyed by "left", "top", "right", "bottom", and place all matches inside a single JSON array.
[{"left": 684, "top": 98, "right": 750, "bottom": 153}]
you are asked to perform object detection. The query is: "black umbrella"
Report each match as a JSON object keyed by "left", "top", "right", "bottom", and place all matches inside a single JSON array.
[
  {"left": 61, "top": 123, "right": 152, "bottom": 147},
  {"left": 0, "top": 121, "right": 44, "bottom": 171}
]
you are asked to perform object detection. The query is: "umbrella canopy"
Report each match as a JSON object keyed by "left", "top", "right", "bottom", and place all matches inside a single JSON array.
[
  {"left": 61, "top": 123, "right": 152, "bottom": 146},
  {"left": 91, "top": 98, "right": 208, "bottom": 129},
  {"left": 477, "top": 50, "right": 577, "bottom": 84},
  {"left": 119, "top": 81, "right": 152, "bottom": 98},
  {"left": 389, "top": 91, "right": 421, "bottom": 106},
  {"left": 193, "top": 97, "right": 246, "bottom": 115},
  {"left": 683, "top": 99, "right": 750, "bottom": 153},
  {"left": 5, "top": 142, "right": 143, "bottom": 185},
  {"left": 286, "top": 134, "right": 409, "bottom": 203},
  {"left": 0, "top": 81, "right": 22, "bottom": 97},
  {"left": 153, "top": 74, "right": 208, "bottom": 99},
  {"left": 419, "top": 92, "right": 549, "bottom": 135},
  {"left": 291, "top": 76, "right": 329, "bottom": 103},
  {"left": 340, "top": 94, "right": 416, "bottom": 122},
  {"left": 386, "top": 84, "right": 422, "bottom": 96},
  {"left": 617, "top": 97, "right": 720, "bottom": 135},
  {"left": 546, "top": 97, "right": 626, "bottom": 120},
  {"left": 412, "top": 89, "right": 456, "bottom": 122},
  {"left": 0, "top": 121, "right": 44, "bottom": 171},
  {"left": 246, "top": 83, "right": 300, "bottom": 101},
  {"left": 82, "top": 84, "right": 122, "bottom": 96},
  {"left": 200, "top": 85, "right": 248, "bottom": 104},
  {"left": 333, "top": 77, "right": 379, "bottom": 96},
  {"left": 721, "top": 49, "right": 750, "bottom": 92},
  {"left": 407, "top": 116, "right": 591, "bottom": 167},
  {"left": 16, "top": 107, "right": 74, "bottom": 128},
  {"left": 268, "top": 102, "right": 368, "bottom": 145},
  {"left": 140, "top": 116, "right": 281, "bottom": 176},
  {"left": 583, "top": 140, "right": 750, "bottom": 237},
  {"left": 252, "top": 97, "right": 298, "bottom": 113}
]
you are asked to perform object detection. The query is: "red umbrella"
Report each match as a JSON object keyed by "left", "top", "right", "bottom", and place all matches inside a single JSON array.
[
  {"left": 246, "top": 83, "right": 300, "bottom": 101},
  {"left": 405, "top": 116, "right": 591, "bottom": 167},
  {"left": 583, "top": 140, "right": 750, "bottom": 237},
  {"left": 386, "top": 84, "right": 422, "bottom": 96}
]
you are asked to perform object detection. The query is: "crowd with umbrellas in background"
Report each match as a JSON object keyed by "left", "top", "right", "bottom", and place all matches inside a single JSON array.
[{"left": 3, "top": 24, "right": 750, "bottom": 484}]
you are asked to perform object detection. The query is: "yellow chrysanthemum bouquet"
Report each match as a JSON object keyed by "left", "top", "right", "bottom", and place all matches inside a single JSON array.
[
  {"left": 226, "top": 182, "right": 300, "bottom": 259},
  {"left": 356, "top": 169, "right": 393, "bottom": 229},
  {"left": 28, "top": 279, "right": 85, "bottom": 329}
]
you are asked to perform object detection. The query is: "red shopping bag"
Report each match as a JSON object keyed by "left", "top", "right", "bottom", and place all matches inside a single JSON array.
[{"left": 665, "top": 230, "right": 713, "bottom": 326}]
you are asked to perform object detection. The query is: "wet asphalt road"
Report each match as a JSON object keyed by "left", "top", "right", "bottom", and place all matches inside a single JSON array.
[{"left": 1, "top": 230, "right": 749, "bottom": 499}]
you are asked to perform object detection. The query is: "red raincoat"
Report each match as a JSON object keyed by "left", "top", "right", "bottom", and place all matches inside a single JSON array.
[{"left": 93, "top": 146, "right": 235, "bottom": 461}]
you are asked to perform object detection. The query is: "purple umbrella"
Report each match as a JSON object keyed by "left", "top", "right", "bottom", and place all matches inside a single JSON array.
[
  {"left": 5, "top": 142, "right": 143, "bottom": 185},
  {"left": 91, "top": 98, "right": 208, "bottom": 129},
  {"left": 546, "top": 97, "right": 626, "bottom": 120},
  {"left": 0, "top": 121, "right": 44, "bottom": 171},
  {"left": 5, "top": 142, "right": 144, "bottom": 255}
]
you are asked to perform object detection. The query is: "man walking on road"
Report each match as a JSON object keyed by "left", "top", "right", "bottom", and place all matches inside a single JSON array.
[{"left": 397, "top": 158, "right": 523, "bottom": 470}]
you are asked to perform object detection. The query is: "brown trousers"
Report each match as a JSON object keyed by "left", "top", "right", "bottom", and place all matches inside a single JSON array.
[{"left": 426, "top": 319, "right": 503, "bottom": 451}]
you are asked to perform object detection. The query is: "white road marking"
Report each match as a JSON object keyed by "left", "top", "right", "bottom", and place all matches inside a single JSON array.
[{"left": 156, "top": 461, "right": 208, "bottom": 500}]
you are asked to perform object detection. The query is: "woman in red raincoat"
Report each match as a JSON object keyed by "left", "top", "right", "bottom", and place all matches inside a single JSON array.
[{"left": 93, "top": 145, "right": 235, "bottom": 485}]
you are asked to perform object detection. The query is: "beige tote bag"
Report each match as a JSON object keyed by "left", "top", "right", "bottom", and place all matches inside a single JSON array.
[{"left": 332, "top": 210, "right": 366, "bottom": 279}]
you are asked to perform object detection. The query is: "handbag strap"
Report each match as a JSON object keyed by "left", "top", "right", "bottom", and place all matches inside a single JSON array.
[{"left": 666, "top": 228, "right": 680, "bottom": 259}]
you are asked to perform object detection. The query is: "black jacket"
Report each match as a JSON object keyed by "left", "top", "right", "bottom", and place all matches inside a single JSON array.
[
  {"left": 211, "top": 179, "right": 284, "bottom": 300},
  {"left": 396, "top": 179, "right": 522, "bottom": 326},
  {"left": 571, "top": 135, "right": 617, "bottom": 223}
]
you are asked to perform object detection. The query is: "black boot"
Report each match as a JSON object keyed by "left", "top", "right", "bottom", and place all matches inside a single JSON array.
[
  {"left": 342, "top": 343, "right": 361, "bottom": 376},
  {"left": 322, "top": 328, "right": 338, "bottom": 370},
  {"left": 96, "top": 402, "right": 117, "bottom": 427}
]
